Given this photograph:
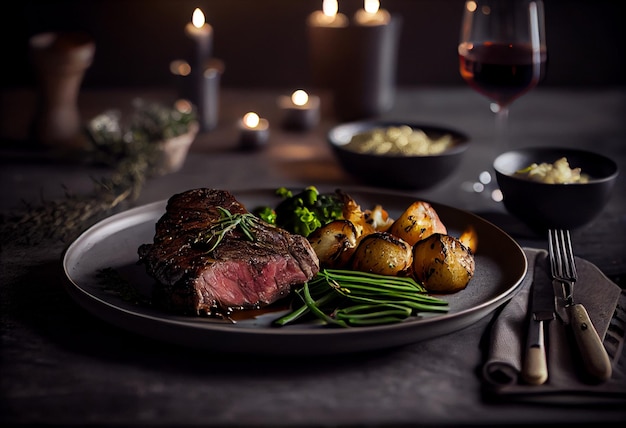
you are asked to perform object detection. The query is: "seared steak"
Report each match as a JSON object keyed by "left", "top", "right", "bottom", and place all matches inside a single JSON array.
[{"left": 138, "top": 188, "right": 320, "bottom": 316}]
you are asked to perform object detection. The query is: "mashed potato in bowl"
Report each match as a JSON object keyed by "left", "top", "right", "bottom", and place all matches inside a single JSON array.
[
  {"left": 343, "top": 126, "right": 454, "bottom": 156},
  {"left": 514, "top": 157, "right": 589, "bottom": 184}
]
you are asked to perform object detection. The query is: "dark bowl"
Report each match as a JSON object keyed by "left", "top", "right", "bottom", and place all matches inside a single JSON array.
[
  {"left": 494, "top": 147, "right": 619, "bottom": 231},
  {"left": 328, "top": 121, "right": 470, "bottom": 189}
]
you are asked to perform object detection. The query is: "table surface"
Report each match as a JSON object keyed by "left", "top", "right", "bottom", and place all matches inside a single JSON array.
[{"left": 1, "top": 86, "right": 625, "bottom": 426}]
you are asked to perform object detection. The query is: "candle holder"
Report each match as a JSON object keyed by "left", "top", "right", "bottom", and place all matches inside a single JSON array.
[
  {"left": 29, "top": 31, "right": 95, "bottom": 148},
  {"left": 307, "top": 15, "right": 402, "bottom": 121}
]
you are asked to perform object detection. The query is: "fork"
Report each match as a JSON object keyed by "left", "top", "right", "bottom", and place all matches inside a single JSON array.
[{"left": 548, "top": 229, "right": 612, "bottom": 382}]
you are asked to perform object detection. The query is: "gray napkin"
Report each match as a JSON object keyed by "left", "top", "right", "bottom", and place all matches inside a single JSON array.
[{"left": 483, "top": 247, "right": 626, "bottom": 403}]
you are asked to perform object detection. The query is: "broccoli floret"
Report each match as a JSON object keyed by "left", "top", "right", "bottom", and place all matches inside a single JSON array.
[{"left": 272, "top": 186, "right": 344, "bottom": 237}]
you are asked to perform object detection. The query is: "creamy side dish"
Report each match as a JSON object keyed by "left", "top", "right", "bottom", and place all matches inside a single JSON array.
[
  {"left": 343, "top": 126, "right": 454, "bottom": 156},
  {"left": 514, "top": 157, "right": 589, "bottom": 184}
]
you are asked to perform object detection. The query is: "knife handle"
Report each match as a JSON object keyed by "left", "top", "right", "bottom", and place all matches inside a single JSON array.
[
  {"left": 522, "top": 321, "right": 548, "bottom": 385},
  {"left": 569, "top": 304, "right": 612, "bottom": 382}
]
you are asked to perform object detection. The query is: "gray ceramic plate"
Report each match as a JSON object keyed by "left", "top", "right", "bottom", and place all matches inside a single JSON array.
[{"left": 63, "top": 188, "right": 527, "bottom": 355}]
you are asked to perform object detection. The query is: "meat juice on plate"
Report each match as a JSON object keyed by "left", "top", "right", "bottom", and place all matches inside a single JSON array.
[{"left": 458, "top": 41, "right": 547, "bottom": 107}]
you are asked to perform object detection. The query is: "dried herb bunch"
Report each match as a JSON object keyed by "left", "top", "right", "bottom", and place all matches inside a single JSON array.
[{"left": 0, "top": 99, "right": 197, "bottom": 246}]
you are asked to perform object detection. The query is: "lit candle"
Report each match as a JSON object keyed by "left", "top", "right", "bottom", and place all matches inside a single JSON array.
[
  {"left": 277, "top": 89, "right": 321, "bottom": 131},
  {"left": 354, "top": 0, "right": 391, "bottom": 25},
  {"left": 307, "top": 0, "right": 348, "bottom": 27},
  {"left": 185, "top": 8, "right": 213, "bottom": 73},
  {"left": 239, "top": 112, "right": 270, "bottom": 149}
]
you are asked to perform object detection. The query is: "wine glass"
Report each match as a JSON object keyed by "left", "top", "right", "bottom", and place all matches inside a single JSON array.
[{"left": 458, "top": 0, "right": 546, "bottom": 197}]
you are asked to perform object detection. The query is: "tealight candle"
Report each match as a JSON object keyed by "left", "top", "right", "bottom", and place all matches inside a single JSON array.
[
  {"left": 307, "top": 0, "right": 348, "bottom": 27},
  {"left": 239, "top": 112, "right": 270, "bottom": 149},
  {"left": 277, "top": 89, "right": 321, "bottom": 131},
  {"left": 354, "top": 0, "right": 391, "bottom": 26}
]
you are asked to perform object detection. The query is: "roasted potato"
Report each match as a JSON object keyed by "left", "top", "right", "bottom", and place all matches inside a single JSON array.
[
  {"left": 307, "top": 220, "right": 358, "bottom": 268},
  {"left": 388, "top": 201, "right": 447, "bottom": 246},
  {"left": 350, "top": 232, "right": 413, "bottom": 276},
  {"left": 412, "top": 233, "right": 475, "bottom": 293}
]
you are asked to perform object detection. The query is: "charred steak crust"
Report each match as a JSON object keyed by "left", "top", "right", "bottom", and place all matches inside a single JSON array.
[{"left": 138, "top": 188, "right": 320, "bottom": 316}]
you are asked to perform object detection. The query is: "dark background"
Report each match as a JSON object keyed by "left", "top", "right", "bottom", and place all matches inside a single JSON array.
[{"left": 1, "top": 0, "right": 624, "bottom": 89}]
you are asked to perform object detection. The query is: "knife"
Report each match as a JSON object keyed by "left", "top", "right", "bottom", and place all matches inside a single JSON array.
[{"left": 522, "top": 255, "right": 555, "bottom": 385}]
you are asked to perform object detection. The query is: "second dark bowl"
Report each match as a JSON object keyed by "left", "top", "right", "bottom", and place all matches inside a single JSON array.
[{"left": 494, "top": 147, "right": 619, "bottom": 231}]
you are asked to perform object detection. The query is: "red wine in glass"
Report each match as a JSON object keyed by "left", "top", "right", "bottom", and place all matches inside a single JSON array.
[
  {"left": 459, "top": 41, "right": 546, "bottom": 108},
  {"left": 458, "top": 0, "right": 546, "bottom": 200}
]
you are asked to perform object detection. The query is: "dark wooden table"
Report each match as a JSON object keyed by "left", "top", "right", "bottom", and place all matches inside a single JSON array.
[{"left": 1, "top": 86, "right": 625, "bottom": 426}]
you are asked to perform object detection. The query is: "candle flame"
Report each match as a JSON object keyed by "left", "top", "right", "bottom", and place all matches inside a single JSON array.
[
  {"left": 243, "top": 112, "right": 260, "bottom": 128},
  {"left": 322, "top": 0, "right": 338, "bottom": 17},
  {"left": 192, "top": 8, "right": 206, "bottom": 28},
  {"left": 364, "top": 0, "right": 380, "bottom": 14},
  {"left": 291, "top": 90, "right": 309, "bottom": 107}
]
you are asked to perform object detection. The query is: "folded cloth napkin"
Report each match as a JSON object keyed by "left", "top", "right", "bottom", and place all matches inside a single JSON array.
[{"left": 482, "top": 247, "right": 626, "bottom": 404}]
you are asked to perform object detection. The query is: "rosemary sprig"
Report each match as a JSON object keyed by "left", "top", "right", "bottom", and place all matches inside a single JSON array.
[
  {"left": 193, "top": 207, "right": 266, "bottom": 253},
  {"left": 273, "top": 269, "right": 449, "bottom": 328},
  {"left": 0, "top": 100, "right": 196, "bottom": 246}
]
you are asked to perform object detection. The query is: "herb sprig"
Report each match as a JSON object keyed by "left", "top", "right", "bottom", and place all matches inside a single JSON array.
[
  {"left": 0, "top": 99, "right": 196, "bottom": 246},
  {"left": 273, "top": 269, "right": 449, "bottom": 327},
  {"left": 193, "top": 207, "right": 266, "bottom": 253}
]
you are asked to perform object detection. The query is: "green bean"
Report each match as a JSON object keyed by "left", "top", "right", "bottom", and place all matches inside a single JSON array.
[{"left": 272, "top": 268, "right": 449, "bottom": 328}]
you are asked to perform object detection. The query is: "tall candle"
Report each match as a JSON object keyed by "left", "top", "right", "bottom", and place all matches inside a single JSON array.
[
  {"left": 354, "top": 0, "right": 391, "bottom": 25},
  {"left": 307, "top": 0, "right": 348, "bottom": 27},
  {"left": 307, "top": 0, "right": 401, "bottom": 120},
  {"left": 197, "top": 59, "right": 224, "bottom": 132},
  {"left": 185, "top": 8, "right": 213, "bottom": 75}
]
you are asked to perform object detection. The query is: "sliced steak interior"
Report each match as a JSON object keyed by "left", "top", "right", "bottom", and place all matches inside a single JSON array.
[{"left": 138, "top": 188, "right": 320, "bottom": 316}]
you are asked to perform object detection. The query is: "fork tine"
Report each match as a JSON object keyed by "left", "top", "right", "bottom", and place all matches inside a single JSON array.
[
  {"left": 548, "top": 228, "right": 564, "bottom": 278},
  {"left": 548, "top": 229, "right": 557, "bottom": 276},
  {"left": 549, "top": 229, "right": 576, "bottom": 281},
  {"left": 549, "top": 228, "right": 576, "bottom": 306},
  {"left": 561, "top": 229, "right": 577, "bottom": 281}
]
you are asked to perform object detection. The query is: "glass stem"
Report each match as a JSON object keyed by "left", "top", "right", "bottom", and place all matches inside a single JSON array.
[{"left": 495, "top": 104, "right": 510, "bottom": 155}]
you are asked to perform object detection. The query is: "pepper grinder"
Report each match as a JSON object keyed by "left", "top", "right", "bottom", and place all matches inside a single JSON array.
[{"left": 29, "top": 31, "right": 95, "bottom": 149}]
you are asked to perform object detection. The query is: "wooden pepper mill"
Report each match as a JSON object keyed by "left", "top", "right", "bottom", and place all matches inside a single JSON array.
[{"left": 29, "top": 31, "right": 95, "bottom": 149}]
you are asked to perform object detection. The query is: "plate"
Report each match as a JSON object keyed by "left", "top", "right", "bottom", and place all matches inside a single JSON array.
[{"left": 63, "top": 188, "right": 527, "bottom": 355}]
